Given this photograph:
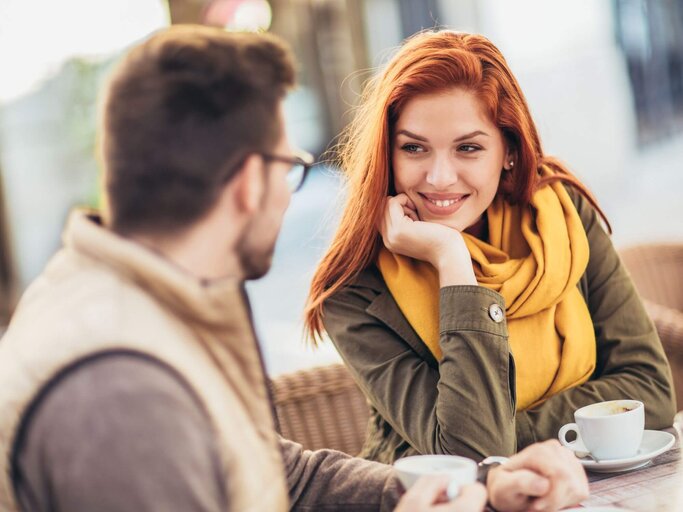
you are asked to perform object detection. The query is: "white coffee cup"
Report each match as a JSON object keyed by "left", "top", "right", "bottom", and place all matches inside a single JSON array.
[
  {"left": 558, "top": 399, "right": 645, "bottom": 460},
  {"left": 393, "top": 455, "right": 477, "bottom": 498}
]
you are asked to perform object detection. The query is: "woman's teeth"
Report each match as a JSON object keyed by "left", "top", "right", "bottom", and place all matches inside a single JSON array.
[{"left": 427, "top": 197, "right": 463, "bottom": 207}]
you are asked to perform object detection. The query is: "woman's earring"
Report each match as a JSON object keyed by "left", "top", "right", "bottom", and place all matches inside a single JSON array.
[{"left": 509, "top": 160, "right": 514, "bottom": 168}]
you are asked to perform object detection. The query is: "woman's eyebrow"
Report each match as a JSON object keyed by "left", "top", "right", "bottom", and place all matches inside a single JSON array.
[
  {"left": 395, "top": 129, "right": 428, "bottom": 141},
  {"left": 395, "top": 129, "right": 489, "bottom": 142},
  {"left": 454, "top": 130, "right": 489, "bottom": 142}
]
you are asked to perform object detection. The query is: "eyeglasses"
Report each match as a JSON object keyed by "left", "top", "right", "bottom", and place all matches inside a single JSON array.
[{"left": 261, "top": 149, "right": 315, "bottom": 192}]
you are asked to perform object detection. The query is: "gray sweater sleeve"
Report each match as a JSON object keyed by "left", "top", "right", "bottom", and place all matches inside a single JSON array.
[
  {"left": 13, "top": 353, "right": 228, "bottom": 512},
  {"left": 280, "top": 437, "right": 401, "bottom": 512}
]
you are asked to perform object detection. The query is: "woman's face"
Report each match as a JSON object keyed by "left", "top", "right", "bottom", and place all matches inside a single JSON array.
[{"left": 392, "top": 87, "right": 510, "bottom": 234}]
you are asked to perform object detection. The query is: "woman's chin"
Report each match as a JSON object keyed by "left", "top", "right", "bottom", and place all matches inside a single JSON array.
[{"left": 420, "top": 215, "right": 466, "bottom": 232}]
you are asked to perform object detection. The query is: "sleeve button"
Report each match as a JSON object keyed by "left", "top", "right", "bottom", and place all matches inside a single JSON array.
[{"left": 488, "top": 304, "right": 504, "bottom": 323}]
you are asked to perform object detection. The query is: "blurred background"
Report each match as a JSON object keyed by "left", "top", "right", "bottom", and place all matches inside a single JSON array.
[{"left": 0, "top": 0, "right": 682, "bottom": 375}]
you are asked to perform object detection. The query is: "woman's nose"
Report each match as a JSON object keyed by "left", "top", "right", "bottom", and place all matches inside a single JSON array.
[{"left": 425, "top": 155, "right": 459, "bottom": 189}]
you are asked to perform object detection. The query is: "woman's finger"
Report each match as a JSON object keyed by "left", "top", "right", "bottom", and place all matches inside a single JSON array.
[
  {"left": 391, "top": 192, "right": 411, "bottom": 206},
  {"left": 391, "top": 192, "right": 416, "bottom": 211},
  {"left": 402, "top": 205, "right": 419, "bottom": 221},
  {"left": 387, "top": 194, "right": 410, "bottom": 221}
]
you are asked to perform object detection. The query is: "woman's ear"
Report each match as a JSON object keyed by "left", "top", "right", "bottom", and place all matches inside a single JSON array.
[
  {"left": 231, "top": 154, "right": 265, "bottom": 214},
  {"left": 504, "top": 149, "right": 517, "bottom": 171}
]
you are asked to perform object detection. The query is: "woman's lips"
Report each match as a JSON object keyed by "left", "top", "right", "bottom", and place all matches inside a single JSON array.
[{"left": 419, "top": 192, "right": 469, "bottom": 216}]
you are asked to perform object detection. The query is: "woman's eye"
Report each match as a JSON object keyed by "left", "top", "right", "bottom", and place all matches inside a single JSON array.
[
  {"left": 459, "top": 144, "right": 481, "bottom": 153},
  {"left": 401, "top": 143, "right": 424, "bottom": 154}
]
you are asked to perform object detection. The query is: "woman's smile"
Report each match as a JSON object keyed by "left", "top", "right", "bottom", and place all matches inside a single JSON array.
[{"left": 418, "top": 192, "right": 470, "bottom": 216}]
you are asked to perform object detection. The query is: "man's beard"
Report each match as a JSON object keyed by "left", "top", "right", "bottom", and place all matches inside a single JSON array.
[
  {"left": 234, "top": 166, "right": 279, "bottom": 280},
  {"left": 237, "top": 244, "right": 274, "bottom": 280},
  {"left": 235, "top": 218, "right": 276, "bottom": 280}
]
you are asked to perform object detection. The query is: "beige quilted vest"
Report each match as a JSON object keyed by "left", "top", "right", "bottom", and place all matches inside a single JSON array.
[{"left": 0, "top": 210, "right": 288, "bottom": 512}]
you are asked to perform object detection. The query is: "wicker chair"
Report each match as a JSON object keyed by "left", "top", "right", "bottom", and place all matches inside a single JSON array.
[
  {"left": 269, "top": 363, "right": 370, "bottom": 455},
  {"left": 619, "top": 243, "right": 683, "bottom": 410}
]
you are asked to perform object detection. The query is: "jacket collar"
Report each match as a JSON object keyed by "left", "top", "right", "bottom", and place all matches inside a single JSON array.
[
  {"left": 63, "top": 209, "right": 248, "bottom": 329},
  {"left": 357, "top": 266, "right": 439, "bottom": 368}
]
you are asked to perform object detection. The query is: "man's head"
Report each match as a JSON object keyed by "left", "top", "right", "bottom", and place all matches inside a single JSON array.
[{"left": 99, "top": 25, "right": 298, "bottom": 278}]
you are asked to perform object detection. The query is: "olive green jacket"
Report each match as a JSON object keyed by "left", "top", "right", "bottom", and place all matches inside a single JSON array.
[{"left": 323, "top": 190, "right": 676, "bottom": 464}]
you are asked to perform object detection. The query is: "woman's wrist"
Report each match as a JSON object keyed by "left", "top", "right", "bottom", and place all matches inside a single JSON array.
[
  {"left": 433, "top": 241, "right": 477, "bottom": 287},
  {"left": 438, "top": 267, "right": 478, "bottom": 287}
]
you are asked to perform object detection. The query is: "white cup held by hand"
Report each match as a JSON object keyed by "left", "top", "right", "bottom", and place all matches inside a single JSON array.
[
  {"left": 558, "top": 400, "right": 645, "bottom": 460},
  {"left": 393, "top": 455, "right": 477, "bottom": 497}
]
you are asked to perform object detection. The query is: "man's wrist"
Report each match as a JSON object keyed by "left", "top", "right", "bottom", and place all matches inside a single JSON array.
[{"left": 477, "top": 456, "right": 509, "bottom": 485}]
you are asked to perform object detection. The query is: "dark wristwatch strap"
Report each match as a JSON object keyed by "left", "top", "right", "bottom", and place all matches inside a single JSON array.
[{"left": 477, "top": 456, "right": 509, "bottom": 484}]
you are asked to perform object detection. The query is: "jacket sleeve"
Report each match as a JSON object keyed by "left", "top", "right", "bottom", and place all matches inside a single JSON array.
[
  {"left": 280, "top": 437, "right": 401, "bottom": 511},
  {"left": 515, "top": 191, "right": 676, "bottom": 447},
  {"left": 323, "top": 283, "right": 517, "bottom": 460}
]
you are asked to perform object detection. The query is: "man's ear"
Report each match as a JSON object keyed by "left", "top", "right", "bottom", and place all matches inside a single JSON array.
[{"left": 231, "top": 154, "right": 265, "bottom": 214}]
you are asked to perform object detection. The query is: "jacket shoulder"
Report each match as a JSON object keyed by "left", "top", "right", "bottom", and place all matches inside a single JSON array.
[
  {"left": 325, "top": 265, "right": 387, "bottom": 304},
  {"left": 563, "top": 184, "right": 603, "bottom": 235}
]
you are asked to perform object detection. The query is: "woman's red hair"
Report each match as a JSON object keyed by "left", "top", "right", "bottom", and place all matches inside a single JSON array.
[{"left": 304, "top": 30, "right": 610, "bottom": 342}]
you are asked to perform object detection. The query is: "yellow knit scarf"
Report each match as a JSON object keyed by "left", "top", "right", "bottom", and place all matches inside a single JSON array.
[{"left": 377, "top": 172, "right": 596, "bottom": 410}]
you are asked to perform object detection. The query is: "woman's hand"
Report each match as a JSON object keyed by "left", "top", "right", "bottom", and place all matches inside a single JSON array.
[
  {"left": 394, "top": 475, "right": 487, "bottom": 512},
  {"left": 379, "top": 194, "right": 477, "bottom": 286}
]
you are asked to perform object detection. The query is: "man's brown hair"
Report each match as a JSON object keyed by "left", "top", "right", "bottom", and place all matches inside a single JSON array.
[{"left": 100, "top": 25, "right": 296, "bottom": 235}]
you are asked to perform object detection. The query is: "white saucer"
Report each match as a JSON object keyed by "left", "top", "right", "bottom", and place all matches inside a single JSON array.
[{"left": 565, "top": 430, "right": 675, "bottom": 473}]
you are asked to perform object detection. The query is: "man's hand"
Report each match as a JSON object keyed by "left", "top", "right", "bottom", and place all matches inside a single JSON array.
[
  {"left": 394, "top": 475, "right": 487, "bottom": 512},
  {"left": 488, "top": 440, "right": 589, "bottom": 512},
  {"left": 486, "top": 465, "right": 550, "bottom": 511}
]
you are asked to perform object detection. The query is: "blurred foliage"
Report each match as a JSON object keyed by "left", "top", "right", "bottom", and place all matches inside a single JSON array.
[{"left": 60, "top": 56, "right": 115, "bottom": 208}]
